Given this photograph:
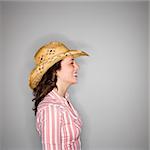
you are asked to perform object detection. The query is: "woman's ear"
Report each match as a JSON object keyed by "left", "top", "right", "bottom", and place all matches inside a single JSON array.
[
  {"left": 55, "top": 70, "right": 60, "bottom": 78},
  {"left": 51, "top": 71, "right": 56, "bottom": 82}
]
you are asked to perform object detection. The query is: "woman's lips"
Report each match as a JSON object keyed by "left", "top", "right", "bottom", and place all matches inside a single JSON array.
[{"left": 73, "top": 72, "right": 78, "bottom": 78}]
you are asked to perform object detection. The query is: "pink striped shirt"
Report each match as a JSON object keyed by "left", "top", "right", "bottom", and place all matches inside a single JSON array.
[{"left": 36, "top": 89, "right": 82, "bottom": 150}]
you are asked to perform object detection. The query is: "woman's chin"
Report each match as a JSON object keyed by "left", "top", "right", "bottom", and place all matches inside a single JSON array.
[{"left": 70, "top": 79, "right": 78, "bottom": 85}]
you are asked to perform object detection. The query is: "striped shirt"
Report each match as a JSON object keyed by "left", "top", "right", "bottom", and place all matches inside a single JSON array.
[{"left": 36, "top": 89, "right": 82, "bottom": 150}]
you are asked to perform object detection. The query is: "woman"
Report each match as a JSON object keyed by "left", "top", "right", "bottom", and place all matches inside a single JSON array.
[{"left": 29, "top": 41, "right": 89, "bottom": 150}]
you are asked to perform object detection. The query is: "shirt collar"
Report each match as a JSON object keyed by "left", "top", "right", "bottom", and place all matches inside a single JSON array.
[{"left": 48, "top": 89, "right": 70, "bottom": 105}]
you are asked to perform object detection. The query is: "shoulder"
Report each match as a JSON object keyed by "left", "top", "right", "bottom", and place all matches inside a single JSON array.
[{"left": 37, "top": 95, "right": 67, "bottom": 115}]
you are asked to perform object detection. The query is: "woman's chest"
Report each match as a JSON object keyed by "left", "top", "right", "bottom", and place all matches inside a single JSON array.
[{"left": 60, "top": 103, "right": 82, "bottom": 141}]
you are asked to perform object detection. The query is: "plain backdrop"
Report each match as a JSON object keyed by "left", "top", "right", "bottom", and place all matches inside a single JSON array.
[
  {"left": 0, "top": 1, "right": 149, "bottom": 150},
  {"left": 0, "top": 2, "right": 2, "bottom": 150},
  {"left": 149, "top": 2, "right": 150, "bottom": 150}
]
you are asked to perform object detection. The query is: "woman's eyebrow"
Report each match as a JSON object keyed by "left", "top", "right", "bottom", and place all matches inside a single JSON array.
[
  {"left": 68, "top": 58, "right": 74, "bottom": 62},
  {"left": 67, "top": 58, "right": 74, "bottom": 63}
]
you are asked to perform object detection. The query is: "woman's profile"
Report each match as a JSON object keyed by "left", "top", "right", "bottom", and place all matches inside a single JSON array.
[{"left": 28, "top": 41, "right": 89, "bottom": 150}]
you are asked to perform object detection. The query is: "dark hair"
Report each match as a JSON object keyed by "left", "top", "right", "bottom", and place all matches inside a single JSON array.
[{"left": 32, "top": 60, "right": 62, "bottom": 115}]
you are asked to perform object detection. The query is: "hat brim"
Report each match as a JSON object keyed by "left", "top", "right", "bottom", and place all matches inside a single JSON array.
[{"left": 29, "top": 50, "right": 89, "bottom": 89}]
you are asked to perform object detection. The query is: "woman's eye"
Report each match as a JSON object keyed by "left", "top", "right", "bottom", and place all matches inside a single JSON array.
[{"left": 71, "top": 62, "right": 74, "bottom": 64}]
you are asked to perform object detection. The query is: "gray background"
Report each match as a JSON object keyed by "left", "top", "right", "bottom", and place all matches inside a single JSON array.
[
  {"left": 0, "top": 1, "right": 149, "bottom": 150},
  {"left": 0, "top": 2, "right": 3, "bottom": 150},
  {"left": 149, "top": 1, "right": 150, "bottom": 150}
]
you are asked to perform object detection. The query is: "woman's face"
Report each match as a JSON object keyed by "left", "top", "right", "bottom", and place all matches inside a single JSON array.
[{"left": 56, "top": 55, "right": 79, "bottom": 86}]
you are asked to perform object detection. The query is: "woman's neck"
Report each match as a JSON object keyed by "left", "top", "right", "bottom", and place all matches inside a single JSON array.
[
  {"left": 54, "top": 84, "right": 69, "bottom": 98},
  {"left": 54, "top": 87, "right": 66, "bottom": 98},
  {"left": 55, "top": 76, "right": 71, "bottom": 97}
]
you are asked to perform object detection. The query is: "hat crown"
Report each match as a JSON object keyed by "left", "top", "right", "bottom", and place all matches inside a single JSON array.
[{"left": 34, "top": 42, "right": 69, "bottom": 65}]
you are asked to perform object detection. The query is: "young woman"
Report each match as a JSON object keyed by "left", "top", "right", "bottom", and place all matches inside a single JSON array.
[{"left": 29, "top": 41, "right": 89, "bottom": 150}]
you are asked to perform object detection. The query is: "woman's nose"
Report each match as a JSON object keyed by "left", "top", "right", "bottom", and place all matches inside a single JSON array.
[{"left": 74, "top": 62, "right": 79, "bottom": 70}]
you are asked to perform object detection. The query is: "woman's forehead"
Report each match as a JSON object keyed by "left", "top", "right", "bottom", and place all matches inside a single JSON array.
[{"left": 63, "top": 55, "right": 74, "bottom": 62}]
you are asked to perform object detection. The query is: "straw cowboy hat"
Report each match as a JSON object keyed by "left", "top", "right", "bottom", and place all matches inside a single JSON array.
[{"left": 28, "top": 41, "right": 89, "bottom": 89}]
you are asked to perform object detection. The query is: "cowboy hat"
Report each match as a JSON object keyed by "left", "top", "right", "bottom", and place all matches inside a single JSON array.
[{"left": 28, "top": 41, "right": 89, "bottom": 89}]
